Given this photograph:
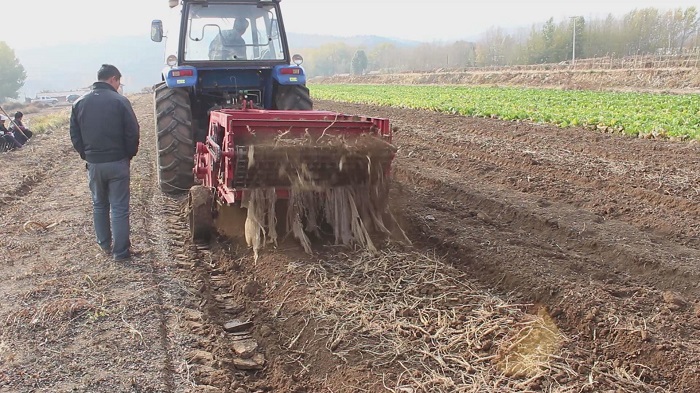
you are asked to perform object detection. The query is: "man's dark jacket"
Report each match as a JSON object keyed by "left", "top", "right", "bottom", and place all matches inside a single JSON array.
[{"left": 70, "top": 82, "right": 140, "bottom": 163}]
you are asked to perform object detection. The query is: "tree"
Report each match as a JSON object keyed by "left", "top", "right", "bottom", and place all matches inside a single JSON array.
[
  {"left": 368, "top": 43, "right": 401, "bottom": 73},
  {"left": 448, "top": 41, "right": 477, "bottom": 67},
  {"left": 675, "top": 7, "right": 699, "bottom": 51},
  {"left": 475, "top": 27, "right": 512, "bottom": 66},
  {"left": 526, "top": 18, "right": 564, "bottom": 64},
  {"left": 0, "top": 42, "right": 27, "bottom": 102},
  {"left": 623, "top": 8, "right": 662, "bottom": 54},
  {"left": 305, "top": 43, "right": 354, "bottom": 76},
  {"left": 351, "top": 50, "right": 368, "bottom": 75}
]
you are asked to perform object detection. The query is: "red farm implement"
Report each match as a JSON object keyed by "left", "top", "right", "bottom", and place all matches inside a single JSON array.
[{"left": 188, "top": 103, "right": 397, "bottom": 255}]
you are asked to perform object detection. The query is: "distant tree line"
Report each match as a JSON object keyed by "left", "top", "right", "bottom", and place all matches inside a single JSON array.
[{"left": 301, "top": 6, "right": 699, "bottom": 77}]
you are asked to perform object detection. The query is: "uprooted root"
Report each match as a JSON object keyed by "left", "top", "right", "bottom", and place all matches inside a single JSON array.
[
  {"left": 296, "top": 249, "right": 665, "bottom": 392},
  {"left": 242, "top": 182, "right": 403, "bottom": 260},
  {"left": 242, "top": 133, "right": 405, "bottom": 259}
]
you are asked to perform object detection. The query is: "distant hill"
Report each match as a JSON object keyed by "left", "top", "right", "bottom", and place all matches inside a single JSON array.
[
  {"left": 15, "top": 33, "right": 420, "bottom": 98},
  {"left": 287, "top": 33, "right": 421, "bottom": 51},
  {"left": 16, "top": 36, "right": 166, "bottom": 98}
]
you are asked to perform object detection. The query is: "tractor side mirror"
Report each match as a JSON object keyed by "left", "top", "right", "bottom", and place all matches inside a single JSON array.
[{"left": 151, "top": 20, "right": 164, "bottom": 42}]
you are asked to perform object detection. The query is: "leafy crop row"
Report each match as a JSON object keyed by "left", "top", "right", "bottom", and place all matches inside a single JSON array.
[{"left": 310, "top": 84, "right": 700, "bottom": 140}]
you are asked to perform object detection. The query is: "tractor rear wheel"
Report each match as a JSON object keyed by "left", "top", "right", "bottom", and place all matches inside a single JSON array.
[
  {"left": 274, "top": 84, "right": 313, "bottom": 110},
  {"left": 154, "top": 82, "right": 195, "bottom": 195},
  {"left": 188, "top": 185, "right": 214, "bottom": 243}
]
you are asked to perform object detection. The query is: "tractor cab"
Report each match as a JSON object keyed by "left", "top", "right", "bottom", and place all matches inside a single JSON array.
[
  {"left": 150, "top": 0, "right": 309, "bottom": 132},
  {"left": 152, "top": 1, "right": 289, "bottom": 63}
]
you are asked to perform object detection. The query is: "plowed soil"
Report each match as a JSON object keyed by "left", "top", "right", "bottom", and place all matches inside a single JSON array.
[{"left": 1, "top": 91, "right": 698, "bottom": 393}]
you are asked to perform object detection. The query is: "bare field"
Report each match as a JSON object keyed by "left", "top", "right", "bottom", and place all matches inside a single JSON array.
[
  {"left": 312, "top": 65, "right": 700, "bottom": 93},
  {"left": 0, "top": 85, "right": 699, "bottom": 393}
]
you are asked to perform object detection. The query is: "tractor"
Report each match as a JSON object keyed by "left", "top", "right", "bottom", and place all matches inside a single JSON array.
[{"left": 151, "top": 0, "right": 396, "bottom": 254}]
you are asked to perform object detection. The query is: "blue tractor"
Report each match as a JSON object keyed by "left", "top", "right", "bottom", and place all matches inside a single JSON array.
[{"left": 150, "top": 0, "right": 313, "bottom": 194}]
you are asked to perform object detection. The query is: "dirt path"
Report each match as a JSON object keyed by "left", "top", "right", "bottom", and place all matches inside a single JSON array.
[{"left": 0, "top": 95, "right": 698, "bottom": 392}]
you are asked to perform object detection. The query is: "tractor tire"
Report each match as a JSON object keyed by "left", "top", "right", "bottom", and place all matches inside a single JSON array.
[
  {"left": 274, "top": 84, "right": 313, "bottom": 110},
  {"left": 154, "top": 82, "right": 195, "bottom": 195},
  {"left": 188, "top": 185, "right": 214, "bottom": 243}
]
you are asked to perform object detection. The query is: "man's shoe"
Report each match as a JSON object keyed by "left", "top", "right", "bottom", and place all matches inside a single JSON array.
[
  {"left": 114, "top": 252, "right": 131, "bottom": 261},
  {"left": 113, "top": 245, "right": 148, "bottom": 261}
]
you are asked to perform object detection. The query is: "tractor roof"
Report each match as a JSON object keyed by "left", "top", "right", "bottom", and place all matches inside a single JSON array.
[{"left": 174, "top": 0, "right": 280, "bottom": 6}]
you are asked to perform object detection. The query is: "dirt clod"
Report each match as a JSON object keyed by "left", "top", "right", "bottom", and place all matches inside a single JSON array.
[
  {"left": 232, "top": 339, "right": 258, "bottom": 358},
  {"left": 233, "top": 354, "right": 266, "bottom": 370},
  {"left": 663, "top": 291, "right": 688, "bottom": 311},
  {"left": 224, "top": 319, "right": 254, "bottom": 333}
]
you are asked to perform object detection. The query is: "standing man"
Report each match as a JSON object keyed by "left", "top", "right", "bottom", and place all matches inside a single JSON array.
[{"left": 70, "top": 64, "right": 140, "bottom": 261}]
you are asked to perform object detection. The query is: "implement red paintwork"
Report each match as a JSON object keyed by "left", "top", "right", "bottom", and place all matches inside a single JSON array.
[{"left": 193, "top": 106, "right": 393, "bottom": 205}]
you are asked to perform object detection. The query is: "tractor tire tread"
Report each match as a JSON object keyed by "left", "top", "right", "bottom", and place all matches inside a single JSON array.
[{"left": 154, "top": 82, "right": 195, "bottom": 195}]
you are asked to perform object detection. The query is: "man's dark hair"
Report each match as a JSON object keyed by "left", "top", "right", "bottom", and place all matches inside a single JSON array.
[
  {"left": 97, "top": 64, "right": 122, "bottom": 81},
  {"left": 14, "top": 111, "right": 23, "bottom": 119}
]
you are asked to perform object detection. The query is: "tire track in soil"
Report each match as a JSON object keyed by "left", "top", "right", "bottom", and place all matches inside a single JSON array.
[
  {"left": 137, "top": 93, "right": 321, "bottom": 392},
  {"left": 153, "top": 204, "right": 368, "bottom": 392},
  {"left": 315, "top": 100, "right": 700, "bottom": 392},
  {"left": 123, "top": 94, "right": 253, "bottom": 392},
  {"left": 133, "top": 93, "right": 247, "bottom": 392},
  {"left": 165, "top": 230, "right": 392, "bottom": 393},
  {"left": 132, "top": 94, "right": 180, "bottom": 393}
]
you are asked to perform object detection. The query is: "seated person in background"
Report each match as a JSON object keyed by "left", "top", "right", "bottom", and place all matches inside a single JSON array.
[
  {"left": 0, "top": 115, "right": 23, "bottom": 150},
  {"left": 10, "top": 111, "right": 33, "bottom": 145},
  {"left": 209, "top": 18, "right": 249, "bottom": 60}
]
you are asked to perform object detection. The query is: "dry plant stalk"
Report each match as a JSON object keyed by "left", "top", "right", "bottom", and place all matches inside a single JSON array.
[
  {"left": 243, "top": 132, "right": 399, "bottom": 259},
  {"left": 242, "top": 188, "right": 278, "bottom": 260},
  {"left": 5, "top": 298, "right": 96, "bottom": 327},
  {"left": 292, "top": 248, "right": 670, "bottom": 393}
]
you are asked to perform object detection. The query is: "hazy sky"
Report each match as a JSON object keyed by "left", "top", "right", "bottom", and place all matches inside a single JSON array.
[{"left": 0, "top": 0, "right": 697, "bottom": 49}]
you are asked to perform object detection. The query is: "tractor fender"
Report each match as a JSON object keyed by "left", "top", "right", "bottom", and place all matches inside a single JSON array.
[
  {"left": 162, "top": 66, "right": 198, "bottom": 89},
  {"left": 272, "top": 65, "right": 306, "bottom": 85}
]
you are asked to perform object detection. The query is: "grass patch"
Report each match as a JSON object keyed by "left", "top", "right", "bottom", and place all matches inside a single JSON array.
[
  {"left": 310, "top": 84, "right": 700, "bottom": 140},
  {"left": 29, "top": 112, "right": 70, "bottom": 135}
]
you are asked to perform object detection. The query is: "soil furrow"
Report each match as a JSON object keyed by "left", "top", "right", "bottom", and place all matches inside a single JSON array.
[
  {"left": 0, "top": 133, "right": 75, "bottom": 211},
  {"left": 397, "top": 131, "right": 700, "bottom": 245}
]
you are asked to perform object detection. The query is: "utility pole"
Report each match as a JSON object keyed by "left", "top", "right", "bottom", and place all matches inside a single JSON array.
[{"left": 570, "top": 16, "right": 578, "bottom": 66}]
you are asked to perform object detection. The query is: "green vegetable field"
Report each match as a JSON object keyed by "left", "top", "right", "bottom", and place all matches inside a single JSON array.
[{"left": 310, "top": 84, "right": 700, "bottom": 140}]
